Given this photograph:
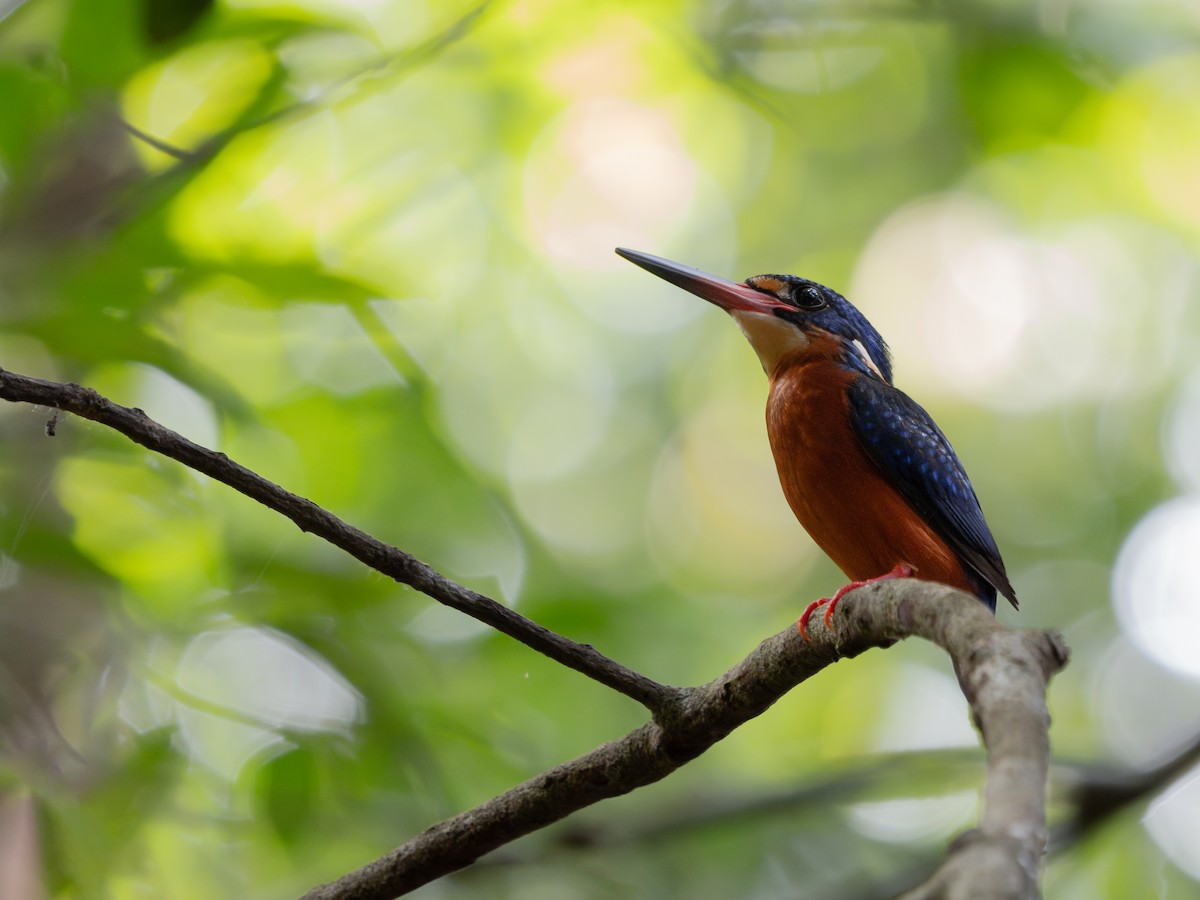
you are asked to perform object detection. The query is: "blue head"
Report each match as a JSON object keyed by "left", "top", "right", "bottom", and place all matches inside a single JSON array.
[{"left": 616, "top": 249, "right": 892, "bottom": 384}]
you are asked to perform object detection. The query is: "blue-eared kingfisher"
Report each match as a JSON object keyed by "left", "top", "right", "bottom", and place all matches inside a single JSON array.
[{"left": 616, "top": 248, "right": 1018, "bottom": 638}]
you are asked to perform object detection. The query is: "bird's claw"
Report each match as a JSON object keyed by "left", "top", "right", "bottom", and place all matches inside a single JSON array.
[
  {"left": 797, "top": 563, "right": 916, "bottom": 641},
  {"left": 798, "top": 598, "right": 831, "bottom": 641}
]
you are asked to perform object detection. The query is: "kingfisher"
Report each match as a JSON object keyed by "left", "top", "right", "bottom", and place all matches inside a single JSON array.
[{"left": 616, "top": 248, "right": 1018, "bottom": 638}]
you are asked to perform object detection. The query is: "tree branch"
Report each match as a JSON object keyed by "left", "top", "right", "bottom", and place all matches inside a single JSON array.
[
  {"left": 300, "top": 581, "right": 1067, "bottom": 899},
  {"left": 469, "top": 747, "right": 985, "bottom": 866},
  {"left": 123, "top": 2, "right": 493, "bottom": 172},
  {"left": 0, "top": 368, "right": 673, "bottom": 713},
  {"left": 1052, "top": 728, "right": 1200, "bottom": 849},
  {"left": 0, "top": 368, "right": 1069, "bottom": 899}
]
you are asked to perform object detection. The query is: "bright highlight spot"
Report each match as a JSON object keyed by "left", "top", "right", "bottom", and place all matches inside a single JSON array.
[
  {"left": 1142, "top": 768, "right": 1200, "bottom": 883},
  {"left": 873, "top": 665, "right": 978, "bottom": 752},
  {"left": 123, "top": 40, "right": 273, "bottom": 166},
  {"left": 122, "top": 628, "right": 363, "bottom": 782},
  {"left": 1164, "top": 369, "right": 1200, "bottom": 495},
  {"left": 1091, "top": 636, "right": 1200, "bottom": 767},
  {"left": 280, "top": 303, "right": 400, "bottom": 394},
  {"left": 177, "top": 627, "right": 362, "bottom": 733},
  {"left": 849, "top": 792, "right": 978, "bottom": 844},
  {"left": 524, "top": 98, "right": 699, "bottom": 269},
  {"left": 737, "top": 46, "right": 884, "bottom": 93},
  {"left": 119, "top": 363, "right": 219, "bottom": 451},
  {"left": 1113, "top": 496, "right": 1200, "bottom": 681},
  {"left": 852, "top": 195, "right": 1170, "bottom": 411},
  {"left": 1135, "top": 56, "right": 1200, "bottom": 230},
  {"left": 436, "top": 303, "right": 617, "bottom": 483},
  {"left": 407, "top": 603, "right": 492, "bottom": 644}
]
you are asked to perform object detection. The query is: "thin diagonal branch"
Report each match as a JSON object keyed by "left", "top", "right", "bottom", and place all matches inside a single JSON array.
[
  {"left": 1052, "top": 729, "right": 1200, "bottom": 849},
  {"left": 480, "top": 731, "right": 1200, "bottom": 896},
  {"left": 0, "top": 368, "right": 675, "bottom": 713},
  {"left": 299, "top": 580, "right": 1068, "bottom": 900},
  {"left": 473, "top": 747, "right": 985, "bottom": 864},
  {"left": 119, "top": 120, "right": 197, "bottom": 162},
  {"left": 126, "top": 2, "right": 492, "bottom": 170}
]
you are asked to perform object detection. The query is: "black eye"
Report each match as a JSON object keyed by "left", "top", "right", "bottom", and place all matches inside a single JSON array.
[{"left": 794, "top": 286, "right": 826, "bottom": 310}]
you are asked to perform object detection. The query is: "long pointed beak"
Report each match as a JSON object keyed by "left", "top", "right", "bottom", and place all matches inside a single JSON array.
[{"left": 615, "top": 248, "right": 789, "bottom": 315}]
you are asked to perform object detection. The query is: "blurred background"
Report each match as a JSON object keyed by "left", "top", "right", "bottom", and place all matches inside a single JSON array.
[{"left": 1, "top": 0, "right": 1199, "bottom": 897}]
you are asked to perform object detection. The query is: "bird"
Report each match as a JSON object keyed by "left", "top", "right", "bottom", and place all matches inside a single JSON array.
[{"left": 615, "top": 247, "right": 1018, "bottom": 639}]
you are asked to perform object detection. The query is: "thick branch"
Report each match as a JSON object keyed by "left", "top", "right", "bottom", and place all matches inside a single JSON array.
[
  {"left": 0, "top": 368, "right": 673, "bottom": 712},
  {"left": 302, "top": 581, "right": 1068, "bottom": 900}
]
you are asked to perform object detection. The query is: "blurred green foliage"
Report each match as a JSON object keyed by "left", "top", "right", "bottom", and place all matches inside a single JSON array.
[{"left": 1, "top": 0, "right": 1200, "bottom": 897}]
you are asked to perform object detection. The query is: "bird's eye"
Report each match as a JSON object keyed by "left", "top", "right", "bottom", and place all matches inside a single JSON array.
[{"left": 794, "top": 286, "right": 826, "bottom": 310}]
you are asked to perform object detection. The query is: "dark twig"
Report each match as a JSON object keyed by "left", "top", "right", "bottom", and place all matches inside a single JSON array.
[
  {"left": 0, "top": 368, "right": 674, "bottom": 713},
  {"left": 119, "top": 120, "right": 197, "bottom": 162},
  {"left": 488, "top": 747, "right": 985, "bottom": 858},
  {"left": 125, "top": 2, "right": 492, "bottom": 169},
  {"left": 1052, "top": 729, "right": 1200, "bottom": 849},
  {"left": 463, "top": 732, "right": 1200, "bottom": 897}
]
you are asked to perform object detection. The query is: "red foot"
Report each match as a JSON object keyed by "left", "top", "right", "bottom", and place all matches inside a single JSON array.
[
  {"left": 797, "top": 563, "right": 915, "bottom": 641},
  {"left": 797, "top": 598, "right": 830, "bottom": 641}
]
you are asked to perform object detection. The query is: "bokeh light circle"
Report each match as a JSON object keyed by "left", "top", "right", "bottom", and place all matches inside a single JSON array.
[{"left": 1113, "top": 495, "right": 1200, "bottom": 681}]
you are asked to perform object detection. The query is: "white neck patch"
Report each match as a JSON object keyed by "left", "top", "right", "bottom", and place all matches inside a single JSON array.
[{"left": 850, "top": 338, "right": 887, "bottom": 382}]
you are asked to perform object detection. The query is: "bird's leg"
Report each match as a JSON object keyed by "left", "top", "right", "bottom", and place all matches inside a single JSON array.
[{"left": 798, "top": 563, "right": 916, "bottom": 641}]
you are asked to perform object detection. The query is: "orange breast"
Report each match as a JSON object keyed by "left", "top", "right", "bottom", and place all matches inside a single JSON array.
[{"left": 766, "top": 356, "right": 976, "bottom": 593}]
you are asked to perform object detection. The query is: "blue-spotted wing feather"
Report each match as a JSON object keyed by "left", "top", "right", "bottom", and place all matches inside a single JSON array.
[{"left": 846, "top": 375, "right": 1017, "bottom": 610}]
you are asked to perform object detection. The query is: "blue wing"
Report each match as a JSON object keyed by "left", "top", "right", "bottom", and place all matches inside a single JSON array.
[{"left": 846, "top": 375, "right": 1017, "bottom": 610}]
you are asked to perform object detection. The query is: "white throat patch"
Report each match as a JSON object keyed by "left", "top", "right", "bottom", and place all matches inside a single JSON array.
[{"left": 729, "top": 310, "right": 809, "bottom": 375}]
